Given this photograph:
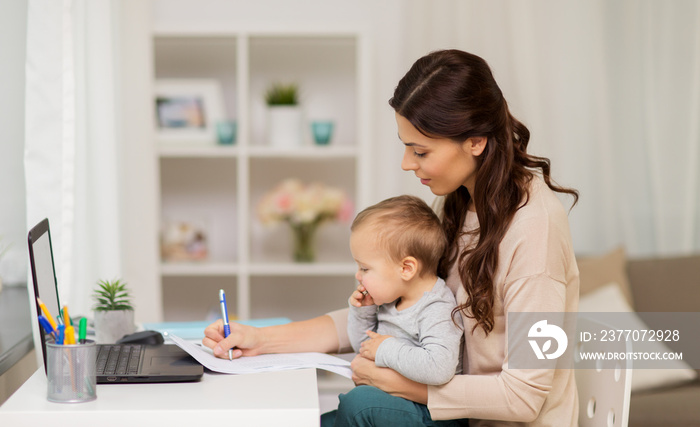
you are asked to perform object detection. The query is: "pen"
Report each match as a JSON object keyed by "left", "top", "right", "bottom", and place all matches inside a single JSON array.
[
  {"left": 37, "top": 298, "right": 59, "bottom": 332},
  {"left": 219, "top": 289, "right": 233, "bottom": 361},
  {"left": 78, "top": 317, "right": 87, "bottom": 344}
]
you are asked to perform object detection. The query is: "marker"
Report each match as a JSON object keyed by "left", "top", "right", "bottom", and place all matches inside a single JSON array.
[
  {"left": 63, "top": 306, "right": 76, "bottom": 344},
  {"left": 38, "top": 315, "right": 57, "bottom": 340},
  {"left": 37, "top": 298, "right": 58, "bottom": 332},
  {"left": 219, "top": 289, "right": 233, "bottom": 361},
  {"left": 64, "top": 325, "right": 76, "bottom": 344},
  {"left": 56, "top": 324, "right": 65, "bottom": 345},
  {"left": 78, "top": 317, "right": 88, "bottom": 344}
]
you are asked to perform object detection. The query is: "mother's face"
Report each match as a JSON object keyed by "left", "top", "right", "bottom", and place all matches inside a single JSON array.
[{"left": 396, "top": 113, "right": 486, "bottom": 196}]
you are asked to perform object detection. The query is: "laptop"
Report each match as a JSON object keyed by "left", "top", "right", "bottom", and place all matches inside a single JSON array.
[{"left": 28, "top": 218, "right": 203, "bottom": 383}]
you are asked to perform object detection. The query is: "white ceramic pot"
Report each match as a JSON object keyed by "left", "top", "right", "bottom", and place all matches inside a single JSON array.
[
  {"left": 94, "top": 310, "right": 135, "bottom": 344},
  {"left": 267, "top": 106, "right": 302, "bottom": 147}
]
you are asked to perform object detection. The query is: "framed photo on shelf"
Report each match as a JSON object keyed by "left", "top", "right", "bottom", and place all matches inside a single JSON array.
[{"left": 154, "top": 79, "right": 225, "bottom": 145}]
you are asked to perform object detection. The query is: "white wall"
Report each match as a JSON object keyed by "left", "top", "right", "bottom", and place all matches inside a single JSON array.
[{"left": 0, "top": 0, "right": 28, "bottom": 286}]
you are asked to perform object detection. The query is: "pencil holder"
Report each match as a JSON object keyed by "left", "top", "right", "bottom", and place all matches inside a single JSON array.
[{"left": 46, "top": 340, "right": 97, "bottom": 403}]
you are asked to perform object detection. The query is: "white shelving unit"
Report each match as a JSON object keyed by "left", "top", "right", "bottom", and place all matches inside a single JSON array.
[{"left": 153, "top": 30, "right": 371, "bottom": 321}]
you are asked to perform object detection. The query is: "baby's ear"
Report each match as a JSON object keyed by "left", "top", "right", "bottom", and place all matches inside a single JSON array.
[{"left": 400, "top": 256, "right": 419, "bottom": 281}]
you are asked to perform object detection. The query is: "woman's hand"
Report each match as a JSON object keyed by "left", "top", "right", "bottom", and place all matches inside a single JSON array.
[
  {"left": 359, "top": 330, "right": 390, "bottom": 361},
  {"left": 202, "top": 314, "right": 342, "bottom": 359},
  {"left": 351, "top": 353, "right": 380, "bottom": 386},
  {"left": 351, "top": 354, "right": 429, "bottom": 404},
  {"left": 202, "top": 319, "right": 264, "bottom": 359}
]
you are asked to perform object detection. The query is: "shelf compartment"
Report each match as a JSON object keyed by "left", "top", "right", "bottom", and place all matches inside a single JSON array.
[
  {"left": 154, "top": 36, "right": 238, "bottom": 121},
  {"left": 160, "top": 157, "right": 238, "bottom": 264},
  {"left": 162, "top": 276, "right": 238, "bottom": 322},
  {"left": 249, "top": 157, "right": 355, "bottom": 265},
  {"left": 250, "top": 275, "right": 354, "bottom": 321},
  {"left": 248, "top": 35, "right": 357, "bottom": 147}
]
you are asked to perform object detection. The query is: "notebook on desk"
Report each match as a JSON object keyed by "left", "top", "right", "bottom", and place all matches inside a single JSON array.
[{"left": 28, "top": 218, "right": 203, "bottom": 384}]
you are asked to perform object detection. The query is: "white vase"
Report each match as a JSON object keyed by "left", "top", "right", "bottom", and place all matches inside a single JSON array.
[
  {"left": 267, "top": 106, "right": 303, "bottom": 147},
  {"left": 94, "top": 310, "right": 135, "bottom": 344}
]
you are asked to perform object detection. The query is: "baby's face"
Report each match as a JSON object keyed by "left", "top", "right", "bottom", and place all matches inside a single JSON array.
[{"left": 349, "top": 227, "right": 405, "bottom": 305}]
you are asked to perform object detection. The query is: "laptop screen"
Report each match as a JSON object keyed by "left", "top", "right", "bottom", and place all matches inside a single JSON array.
[{"left": 27, "top": 218, "right": 62, "bottom": 370}]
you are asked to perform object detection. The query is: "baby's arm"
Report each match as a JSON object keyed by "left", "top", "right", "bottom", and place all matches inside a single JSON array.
[
  {"left": 347, "top": 285, "right": 379, "bottom": 353},
  {"left": 374, "top": 296, "right": 463, "bottom": 385},
  {"left": 359, "top": 330, "right": 391, "bottom": 360}
]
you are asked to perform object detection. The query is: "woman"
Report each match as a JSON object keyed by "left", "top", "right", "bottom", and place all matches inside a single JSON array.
[{"left": 204, "top": 49, "right": 580, "bottom": 426}]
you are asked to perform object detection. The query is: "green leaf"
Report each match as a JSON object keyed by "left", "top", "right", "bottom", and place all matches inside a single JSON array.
[
  {"left": 265, "top": 83, "right": 299, "bottom": 106},
  {"left": 92, "top": 278, "right": 134, "bottom": 311}
]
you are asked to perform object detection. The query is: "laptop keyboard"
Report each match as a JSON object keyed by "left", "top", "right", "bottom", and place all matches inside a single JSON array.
[{"left": 97, "top": 345, "right": 143, "bottom": 375}]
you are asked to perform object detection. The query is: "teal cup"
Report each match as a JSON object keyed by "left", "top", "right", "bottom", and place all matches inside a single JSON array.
[
  {"left": 311, "top": 121, "right": 334, "bottom": 145},
  {"left": 216, "top": 121, "right": 237, "bottom": 145}
]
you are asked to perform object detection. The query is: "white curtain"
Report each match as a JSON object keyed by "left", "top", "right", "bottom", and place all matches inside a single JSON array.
[
  {"left": 25, "top": 0, "right": 122, "bottom": 317},
  {"left": 399, "top": 0, "right": 700, "bottom": 257}
]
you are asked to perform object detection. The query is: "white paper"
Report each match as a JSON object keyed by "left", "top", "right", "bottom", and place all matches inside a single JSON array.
[{"left": 168, "top": 333, "right": 353, "bottom": 378}]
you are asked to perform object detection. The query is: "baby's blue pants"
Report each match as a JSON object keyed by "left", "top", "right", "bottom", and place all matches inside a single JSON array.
[{"left": 321, "top": 385, "right": 470, "bottom": 427}]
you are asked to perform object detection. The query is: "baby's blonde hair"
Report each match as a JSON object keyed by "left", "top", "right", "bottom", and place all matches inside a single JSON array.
[{"left": 351, "top": 195, "right": 446, "bottom": 277}]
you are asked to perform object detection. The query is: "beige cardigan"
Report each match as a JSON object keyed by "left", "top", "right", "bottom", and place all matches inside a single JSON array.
[{"left": 328, "top": 177, "right": 580, "bottom": 426}]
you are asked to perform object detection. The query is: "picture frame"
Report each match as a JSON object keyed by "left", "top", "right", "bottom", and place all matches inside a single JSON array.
[{"left": 154, "top": 79, "right": 225, "bottom": 145}]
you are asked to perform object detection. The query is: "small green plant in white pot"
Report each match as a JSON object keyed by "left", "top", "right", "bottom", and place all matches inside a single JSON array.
[
  {"left": 93, "top": 279, "right": 135, "bottom": 344},
  {"left": 265, "top": 82, "right": 302, "bottom": 147}
]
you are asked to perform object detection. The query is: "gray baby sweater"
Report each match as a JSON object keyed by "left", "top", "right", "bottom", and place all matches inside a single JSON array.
[{"left": 348, "top": 277, "right": 463, "bottom": 385}]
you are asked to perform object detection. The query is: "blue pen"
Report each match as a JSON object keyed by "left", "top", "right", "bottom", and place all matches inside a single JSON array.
[
  {"left": 56, "top": 324, "right": 65, "bottom": 345},
  {"left": 219, "top": 289, "right": 233, "bottom": 361},
  {"left": 38, "top": 315, "right": 57, "bottom": 340}
]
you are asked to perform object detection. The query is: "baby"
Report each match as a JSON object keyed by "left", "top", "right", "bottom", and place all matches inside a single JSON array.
[{"left": 347, "top": 195, "right": 463, "bottom": 385}]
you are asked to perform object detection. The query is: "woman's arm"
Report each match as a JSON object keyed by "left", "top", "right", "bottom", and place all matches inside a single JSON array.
[
  {"left": 203, "top": 314, "right": 340, "bottom": 359},
  {"left": 351, "top": 354, "right": 428, "bottom": 404}
]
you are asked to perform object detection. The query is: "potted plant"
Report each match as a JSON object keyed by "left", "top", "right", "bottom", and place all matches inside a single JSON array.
[
  {"left": 265, "top": 82, "right": 302, "bottom": 147},
  {"left": 92, "top": 279, "right": 135, "bottom": 343}
]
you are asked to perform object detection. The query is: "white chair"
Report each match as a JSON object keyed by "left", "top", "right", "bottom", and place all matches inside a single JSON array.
[{"left": 575, "top": 316, "right": 633, "bottom": 427}]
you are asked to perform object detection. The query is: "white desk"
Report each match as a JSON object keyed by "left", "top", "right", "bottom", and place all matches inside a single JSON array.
[{"left": 0, "top": 368, "right": 320, "bottom": 426}]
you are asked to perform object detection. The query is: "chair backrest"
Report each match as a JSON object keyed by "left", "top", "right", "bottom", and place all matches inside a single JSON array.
[{"left": 575, "top": 316, "right": 633, "bottom": 427}]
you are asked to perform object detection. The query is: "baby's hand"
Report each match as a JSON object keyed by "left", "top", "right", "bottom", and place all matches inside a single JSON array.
[
  {"left": 359, "top": 330, "right": 390, "bottom": 361},
  {"left": 348, "top": 284, "right": 375, "bottom": 307}
]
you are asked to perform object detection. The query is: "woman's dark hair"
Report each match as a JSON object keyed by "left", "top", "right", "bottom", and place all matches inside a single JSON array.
[{"left": 389, "top": 49, "right": 578, "bottom": 335}]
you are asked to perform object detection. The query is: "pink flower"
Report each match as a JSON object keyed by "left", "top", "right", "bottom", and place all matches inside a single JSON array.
[
  {"left": 337, "top": 197, "right": 354, "bottom": 222},
  {"left": 257, "top": 179, "right": 352, "bottom": 227},
  {"left": 275, "top": 193, "right": 293, "bottom": 214}
]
